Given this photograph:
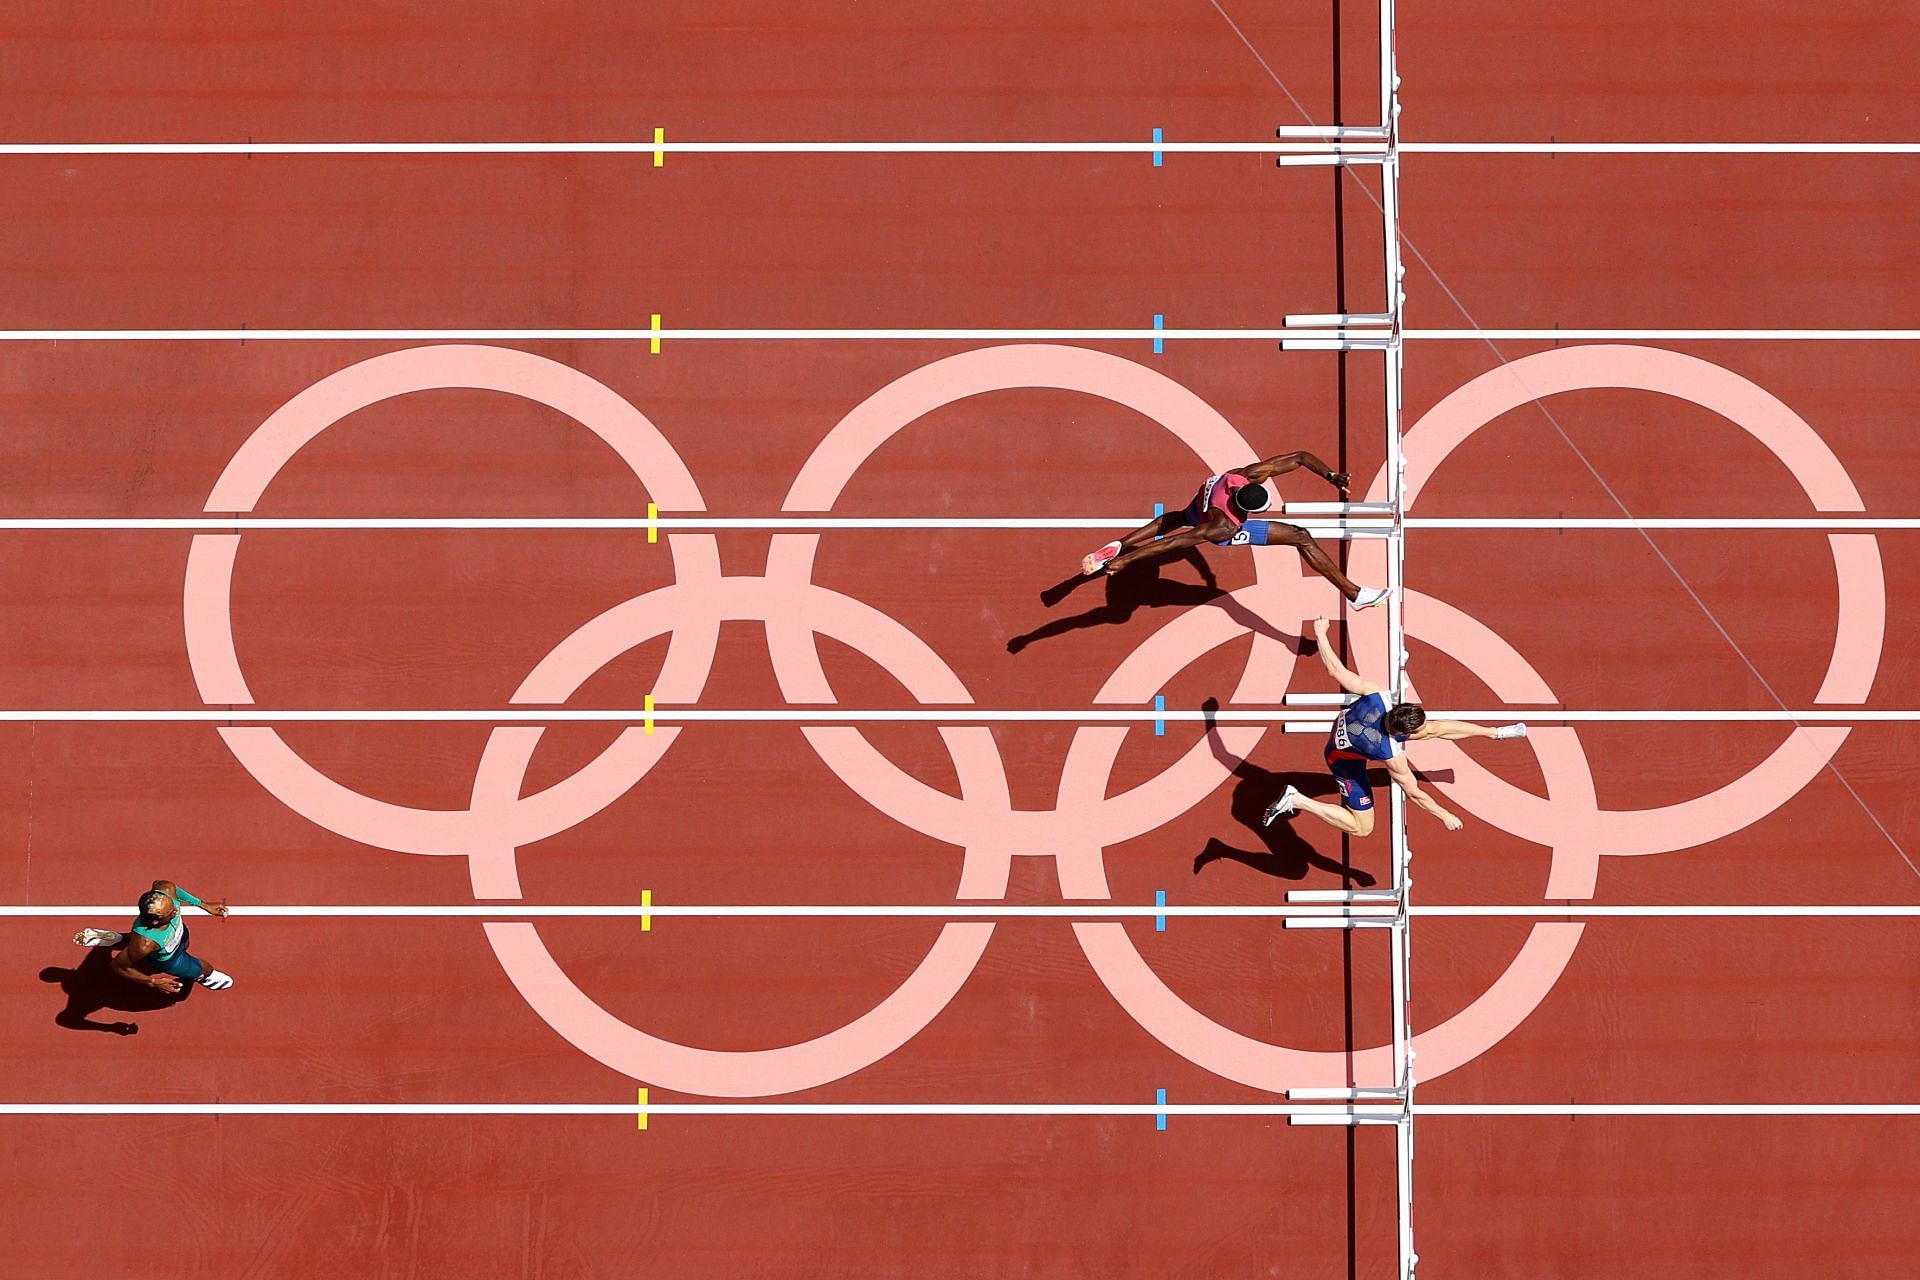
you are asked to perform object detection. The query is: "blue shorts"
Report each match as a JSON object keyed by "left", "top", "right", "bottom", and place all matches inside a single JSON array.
[
  {"left": 1326, "top": 752, "right": 1375, "bottom": 811},
  {"left": 1175, "top": 501, "right": 1273, "bottom": 547},
  {"left": 135, "top": 926, "right": 203, "bottom": 981}
]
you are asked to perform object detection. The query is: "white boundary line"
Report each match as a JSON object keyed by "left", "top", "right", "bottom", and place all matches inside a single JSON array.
[
  {"left": 2, "top": 327, "right": 1915, "bottom": 341},
  {"left": 0, "top": 709, "right": 1908, "bottom": 722},
  {"left": 0, "top": 516, "right": 1389, "bottom": 533},
  {"left": 3, "top": 517, "right": 1912, "bottom": 531},
  {"left": 1379, "top": 12, "right": 1418, "bottom": 1268},
  {"left": 0, "top": 1102, "right": 1913, "bottom": 1118},
  {"left": 1406, "top": 518, "right": 1920, "bottom": 530},
  {"left": 0, "top": 141, "right": 1910, "bottom": 158},
  {"left": 0, "top": 140, "right": 1372, "bottom": 156},
  {"left": 1401, "top": 142, "right": 1920, "bottom": 155},
  {"left": 0, "top": 517, "right": 1909, "bottom": 533},
  {"left": 1404, "top": 329, "right": 1920, "bottom": 341},
  {"left": 0, "top": 517, "right": 1911, "bottom": 531},
  {"left": 12, "top": 904, "right": 1919, "bottom": 919},
  {"left": 0, "top": 327, "right": 1306, "bottom": 342}
]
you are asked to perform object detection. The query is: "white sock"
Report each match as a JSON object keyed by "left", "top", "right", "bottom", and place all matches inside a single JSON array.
[{"left": 1495, "top": 723, "right": 1528, "bottom": 740}]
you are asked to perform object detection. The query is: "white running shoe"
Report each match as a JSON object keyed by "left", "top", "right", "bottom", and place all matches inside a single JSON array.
[
  {"left": 1262, "top": 785, "right": 1302, "bottom": 827},
  {"left": 73, "top": 928, "right": 124, "bottom": 948},
  {"left": 1081, "top": 541, "right": 1123, "bottom": 575},
  {"left": 1350, "top": 585, "right": 1390, "bottom": 611},
  {"left": 196, "top": 969, "right": 234, "bottom": 991},
  {"left": 1495, "top": 722, "right": 1529, "bottom": 740}
]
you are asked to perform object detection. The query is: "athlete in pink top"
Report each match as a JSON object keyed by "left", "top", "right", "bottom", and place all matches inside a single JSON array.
[{"left": 1080, "top": 449, "right": 1387, "bottom": 609}]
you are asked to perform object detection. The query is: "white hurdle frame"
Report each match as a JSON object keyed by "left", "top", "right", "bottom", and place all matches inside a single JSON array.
[
  {"left": 1283, "top": 4, "right": 1417, "bottom": 1275},
  {"left": 1380, "top": 0, "right": 1416, "bottom": 1269}
]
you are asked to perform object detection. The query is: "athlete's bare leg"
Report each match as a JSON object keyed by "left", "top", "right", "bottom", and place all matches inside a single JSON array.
[
  {"left": 1082, "top": 510, "right": 1189, "bottom": 574},
  {"left": 1119, "top": 510, "right": 1186, "bottom": 550},
  {"left": 1268, "top": 523, "right": 1362, "bottom": 601},
  {"left": 1291, "top": 792, "right": 1375, "bottom": 836}
]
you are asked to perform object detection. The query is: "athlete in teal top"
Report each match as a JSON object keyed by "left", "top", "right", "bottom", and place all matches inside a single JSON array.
[{"left": 75, "top": 879, "right": 235, "bottom": 994}]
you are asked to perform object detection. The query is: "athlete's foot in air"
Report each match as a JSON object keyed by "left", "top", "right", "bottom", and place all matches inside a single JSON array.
[
  {"left": 1496, "top": 722, "right": 1529, "bottom": 740},
  {"left": 1349, "top": 586, "right": 1389, "bottom": 611},
  {"left": 1262, "top": 785, "right": 1302, "bottom": 827},
  {"left": 72, "top": 928, "right": 124, "bottom": 948},
  {"left": 1080, "top": 541, "right": 1122, "bottom": 575},
  {"left": 196, "top": 969, "right": 234, "bottom": 991}
]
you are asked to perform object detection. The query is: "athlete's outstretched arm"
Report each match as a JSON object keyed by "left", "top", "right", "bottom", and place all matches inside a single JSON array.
[
  {"left": 152, "top": 879, "right": 229, "bottom": 917},
  {"left": 1386, "top": 756, "right": 1463, "bottom": 830},
  {"left": 1418, "top": 720, "right": 1495, "bottom": 741},
  {"left": 1412, "top": 719, "right": 1528, "bottom": 743},
  {"left": 1236, "top": 450, "right": 1349, "bottom": 492},
  {"left": 1311, "top": 617, "right": 1382, "bottom": 696},
  {"left": 1105, "top": 526, "right": 1211, "bottom": 574}
]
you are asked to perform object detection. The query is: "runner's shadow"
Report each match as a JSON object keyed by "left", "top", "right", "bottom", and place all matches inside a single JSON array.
[
  {"left": 38, "top": 946, "right": 185, "bottom": 1035},
  {"left": 1192, "top": 697, "right": 1375, "bottom": 885},
  {"left": 1008, "top": 549, "right": 1296, "bottom": 653}
]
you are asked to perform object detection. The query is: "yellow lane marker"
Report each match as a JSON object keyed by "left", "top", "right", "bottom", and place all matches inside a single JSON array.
[
  {"left": 646, "top": 500, "right": 658, "bottom": 543},
  {"left": 653, "top": 127, "right": 665, "bottom": 167},
  {"left": 641, "top": 888, "right": 653, "bottom": 932},
  {"left": 637, "top": 1087, "right": 649, "bottom": 1130},
  {"left": 643, "top": 694, "right": 655, "bottom": 735},
  {"left": 649, "top": 312, "right": 662, "bottom": 354}
]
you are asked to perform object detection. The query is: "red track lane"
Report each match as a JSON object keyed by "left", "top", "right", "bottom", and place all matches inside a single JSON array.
[
  {"left": 1400, "top": 157, "right": 1920, "bottom": 329},
  {"left": 0, "top": 1115, "right": 1399, "bottom": 1279},
  {"left": 1402, "top": 2, "right": 1920, "bottom": 142},
  {"left": 6, "top": 2, "right": 1920, "bottom": 1277},
  {"left": 0, "top": 0, "right": 1386, "bottom": 143},
  {"left": 1421, "top": 1116, "right": 1920, "bottom": 1278}
]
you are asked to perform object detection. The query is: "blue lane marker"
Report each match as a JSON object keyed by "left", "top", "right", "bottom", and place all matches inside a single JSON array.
[
  {"left": 1153, "top": 501, "right": 1165, "bottom": 518},
  {"left": 1154, "top": 694, "right": 1166, "bottom": 735},
  {"left": 1156, "top": 1088, "right": 1168, "bottom": 1131},
  {"left": 1152, "top": 127, "right": 1164, "bottom": 167},
  {"left": 1152, "top": 313, "right": 1165, "bottom": 354},
  {"left": 1155, "top": 889, "right": 1167, "bottom": 932}
]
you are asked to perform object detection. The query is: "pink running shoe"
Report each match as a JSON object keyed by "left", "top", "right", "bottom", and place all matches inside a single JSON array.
[{"left": 1080, "top": 541, "right": 1123, "bottom": 575}]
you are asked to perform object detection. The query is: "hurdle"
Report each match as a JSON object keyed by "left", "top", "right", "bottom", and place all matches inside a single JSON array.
[{"left": 1267, "top": 0, "right": 1416, "bottom": 1272}]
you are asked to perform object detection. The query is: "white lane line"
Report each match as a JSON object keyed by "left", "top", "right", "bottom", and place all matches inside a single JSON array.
[
  {"left": 0, "top": 327, "right": 1305, "bottom": 342},
  {"left": 1405, "top": 329, "right": 1920, "bottom": 341},
  {"left": 0, "top": 517, "right": 1385, "bottom": 533},
  {"left": 0, "top": 140, "right": 1361, "bottom": 156},
  {"left": 0, "top": 709, "right": 1911, "bottom": 723},
  {"left": 1, "top": 327, "right": 1912, "bottom": 342},
  {"left": 1402, "top": 142, "right": 1920, "bottom": 155},
  {"left": 1, "top": 517, "right": 1913, "bottom": 531},
  {"left": 1406, "top": 518, "right": 1920, "bottom": 530},
  {"left": 0, "top": 1102, "right": 1913, "bottom": 1117},
  {"left": 0, "top": 140, "right": 1908, "bottom": 157},
  {"left": 5, "top": 904, "right": 1918, "bottom": 919}
]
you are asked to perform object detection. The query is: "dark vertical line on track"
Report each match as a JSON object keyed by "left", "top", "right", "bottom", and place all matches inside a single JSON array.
[{"left": 1328, "top": 6, "right": 1358, "bottom": 1278}]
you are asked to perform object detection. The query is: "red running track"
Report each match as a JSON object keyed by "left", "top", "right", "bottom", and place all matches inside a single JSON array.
[{"left": 3, "top": 2, "right": 1919, "bottom": 1277}]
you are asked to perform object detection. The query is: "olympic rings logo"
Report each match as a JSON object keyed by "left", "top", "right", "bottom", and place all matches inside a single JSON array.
[{"left": 180, "top": 342, "right": 1883, "bottom": 1098}]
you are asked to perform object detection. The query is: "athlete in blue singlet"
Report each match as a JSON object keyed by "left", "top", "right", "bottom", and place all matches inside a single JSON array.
[
  {"left": 74, "top": 879, "right": 234, "bottom": 994},
  {"left": 1263, "top": 617, "right": 1529, "bottom": 838},
  {"left": 1077, "top": 449, "right": 1388, "bottom": 610}
]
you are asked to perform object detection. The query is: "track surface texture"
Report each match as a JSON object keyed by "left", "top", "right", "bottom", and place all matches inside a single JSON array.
[{"left": 2, "top": 2, "right": 1917, "bottom": 1277}]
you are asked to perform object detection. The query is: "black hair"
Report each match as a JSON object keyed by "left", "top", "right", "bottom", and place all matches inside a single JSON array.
[
  {"left": 1231, "top": 483, "right": 1272, "bottom": 514},
  {"left": 1385, "top": 703, "right": 1427, "bottom": 738},
  {"left": 137, "top": 890, "right": 171, "bottom": 920}
]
